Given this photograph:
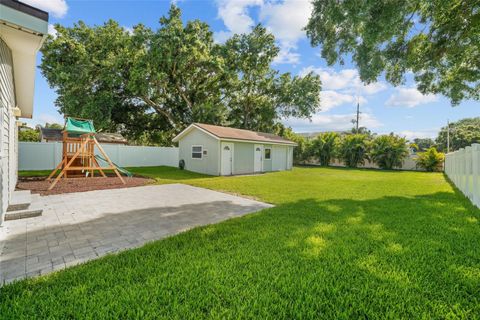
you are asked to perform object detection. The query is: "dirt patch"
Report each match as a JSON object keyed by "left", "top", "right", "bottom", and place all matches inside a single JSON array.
[{"left": 17, "top": 176, "right": 153, "bottom": 196}]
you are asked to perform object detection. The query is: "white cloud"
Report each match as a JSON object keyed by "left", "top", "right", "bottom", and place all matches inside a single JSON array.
[
  {"left": 216, "top": 0, "right": 262, "bottom": 35},
  {"left": 385, "top": 87, "right": 438, "bottom": 108},
  {"left": 213, "top": 30, "right": 231, "bottom": 43},
  {"left": 48, "top": 24, "right": 57, "bottom": 38},
  {"left": 22, "top": 0, "right": 68, "bottom": 18},
  {"left": 320, "top": 91, "right": 367, "bottom": 112},
  {"left": 284, "top": 112, "right": 383, "bottom": 132},
  {"left": 260, "top": 0, "right": 311, "bottom": 43},
  {"left": 397, "top": 129, "right": 439, "bottom": 140},
  {"left": 273, "top": 42, "right": 301, "bottom": 64},
  {"left": 214, "top": 0, "right": 312, "bottom": 64},
  {"left": 123, "top": 26, "right": 134, "bottom": 35},
  {"left": 300, "top": 66, "right": 387, "bottom": 95}
]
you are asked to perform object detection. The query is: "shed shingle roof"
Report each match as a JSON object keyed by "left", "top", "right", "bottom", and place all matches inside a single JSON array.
[{"left": 192, "top": 123, "right": 296, "bottom": 145}]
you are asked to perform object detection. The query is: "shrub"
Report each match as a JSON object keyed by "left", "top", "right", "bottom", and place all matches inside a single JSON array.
[
  {"left": 19, "top": 128, "right": 39, "bottom": 142},
  {"left": 415, "top": 147, "right": 445, "bottom": 172},
  {"left": 370, "top": 134, "right": 409, "bottom": 169},
  {"left": 311, "top": 132, "right": 339, "bottom": 165},
  {"left": 283, "top": 131, "right": 312, "bottom": 164},
  {"left": 337, "top": 134, "right": 370, "bottom": 168}
]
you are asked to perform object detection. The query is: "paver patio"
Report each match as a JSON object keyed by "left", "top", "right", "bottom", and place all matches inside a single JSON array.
[{"left": 0, "top": 184, "right": 272, "bottom": 285}]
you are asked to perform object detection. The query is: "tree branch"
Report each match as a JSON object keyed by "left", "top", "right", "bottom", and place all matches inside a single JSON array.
[{"left": 141, "top": 95, "right": 177, "bottom": 129}]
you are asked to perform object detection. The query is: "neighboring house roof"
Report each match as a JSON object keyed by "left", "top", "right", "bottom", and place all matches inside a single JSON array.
[
  {"left": 40, "top": 128, "right": 128, "bottom": 144},
  {"left": 40, "top": 128, "right": 63, "bottom": 141},
  {"left": 0, "top": 0, "right": 49, "bottom": 118},
  {"left": 297, "top": 131, "right": 345, "bottom": 139},
  {"left": 95, "top": 133, "right": 128, "bottom": 144},
  {"left": 173, "top": 123, "right": 297, "bottom": 146}
]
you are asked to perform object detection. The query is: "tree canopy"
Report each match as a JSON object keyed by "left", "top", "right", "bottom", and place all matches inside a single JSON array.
[
  {"left": 40, "top": 5, "right": 321, "bottom": 145},
  {"left": 436, "top": 117, "right": 480, "bottom": 151},
  {"left": 306, "top": 0, "right": 479, "bottom": 105}
]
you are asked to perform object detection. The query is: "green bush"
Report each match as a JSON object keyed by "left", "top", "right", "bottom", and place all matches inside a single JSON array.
[
  {"left": 311, "top": 132, "right": 339, "bottom": 165},
  {"left": 370, "top": 134, "right": 409, "bottom": 169},
  {"left": 337, "top": 134, "right": 370, "bottom": 168},
  {"left": 415, "top": 147, "right": 445, "bottom": 172},
  {"left": 19, "top": 128, "right": 39, "bottom": 142},
  {"left": 282, "top": 130, "right": 312, "bottom": 164}
]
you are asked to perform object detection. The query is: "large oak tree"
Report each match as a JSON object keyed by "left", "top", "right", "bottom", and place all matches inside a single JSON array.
[
  {"left": 41, "top": 6, "right": 321, "bottom": 145},
  {"left": 306, "top": 0, "right": 479, "bottom": 105}
]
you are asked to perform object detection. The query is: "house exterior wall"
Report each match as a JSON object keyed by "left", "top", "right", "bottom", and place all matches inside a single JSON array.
[
  {"left": 178, "top": 128, "right": 219, "bottom": 175},
  {"left": 0, "top": 37, "right": 15, "bottom": 222}
]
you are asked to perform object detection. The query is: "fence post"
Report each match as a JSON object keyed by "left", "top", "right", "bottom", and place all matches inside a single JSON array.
[
  {"left": 472, "top": 144, "right": 480, "bottom": 207},
  {"left": 465, "top": 146, "right": 472, "bottom": 199}
]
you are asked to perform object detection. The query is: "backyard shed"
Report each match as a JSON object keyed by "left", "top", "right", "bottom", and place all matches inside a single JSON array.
[{"left": 173, "top": 123, "right": 296, "bottom": 176}]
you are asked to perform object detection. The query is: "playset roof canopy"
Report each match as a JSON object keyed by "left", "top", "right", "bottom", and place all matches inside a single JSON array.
[{"left": 65, "top": 117, "right": 96, "bottom": 134}]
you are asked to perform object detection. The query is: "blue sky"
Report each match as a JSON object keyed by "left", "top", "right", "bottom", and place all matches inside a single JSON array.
[{"left": 24, "top": 0, "right": 479, "bottom": 140}]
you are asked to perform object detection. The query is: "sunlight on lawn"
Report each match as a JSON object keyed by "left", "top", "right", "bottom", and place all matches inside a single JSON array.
[{"left": 4, "top": 166, "right": 479, "bottom": 318}]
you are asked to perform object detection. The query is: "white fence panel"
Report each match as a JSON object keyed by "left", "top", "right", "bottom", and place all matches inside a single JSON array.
[
  {"left": 445, "top": 143, "right": 480, "bottom": 208},
  {"left": 19, "top": 142, "right": 179, "bottom": 171}
]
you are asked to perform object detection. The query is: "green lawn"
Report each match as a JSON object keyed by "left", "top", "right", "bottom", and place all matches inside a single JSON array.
[{"left": 3, "top": 167, "right": 479, "bottom": 319}]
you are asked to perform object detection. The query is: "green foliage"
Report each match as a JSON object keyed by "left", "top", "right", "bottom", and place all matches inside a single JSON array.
[
  {"left": 370, "top": 134, "right": 409, "bottom": 169},
  {"left": 412, "top": 138, "right": 436, "bottom": 151},
  {"left": 436, "top": 117, "right": 480, "bottom": 152},
  {"left": 40, "top": 6, "right": 321, "bottom": 145},
  {"left": 415, "top": 147, "right": 445, "bottom": 172},
  {"left": 306, "top": 0, "right": 479, "bottom": 104},
  {"left": 281, "top": 129, "right": 312, "bottom": 164},
  {"left": 337, "top": 134, "right": 370, "bottom": 168},
  {"left": 221, "top": 24, "right": 321, "bottom": 131},
  {"left": 311, "top": 132, "right": 339, "bottom": 166},
  {"left": 18, "top": 128, "right": 39, "bottom": 142},
  {"left": 2, "top": 167, "right": 479, "bottom": 318},
  {"left": 44, "top": 123, "right": 63, "bottom": 129}
]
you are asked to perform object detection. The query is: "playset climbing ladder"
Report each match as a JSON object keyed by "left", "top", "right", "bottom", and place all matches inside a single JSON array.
[{"left": 47, "top": 117, "right": 126, "bottom": 190}]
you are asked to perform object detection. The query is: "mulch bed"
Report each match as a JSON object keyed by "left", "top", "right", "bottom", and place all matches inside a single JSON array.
[{"left": 17, "top": 176, "right": 154, "bottom": 196}]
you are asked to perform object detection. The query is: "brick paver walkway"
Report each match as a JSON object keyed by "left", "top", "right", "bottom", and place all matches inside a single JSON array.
[{"left": 0, "top": 184, "right": 271, "bottom": 285}]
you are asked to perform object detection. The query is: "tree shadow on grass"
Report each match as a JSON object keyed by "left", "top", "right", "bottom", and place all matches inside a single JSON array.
[{"left": 1, "top": 191, "right": 478, "bottom": 319}]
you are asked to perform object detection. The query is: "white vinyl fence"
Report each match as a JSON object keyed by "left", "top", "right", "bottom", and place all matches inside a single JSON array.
[
  {"left": 445, "top": 143, "right": 480, "bottom": 208},
  {"left": 18, "top": 142, "right": 179, "bottom": 171}
]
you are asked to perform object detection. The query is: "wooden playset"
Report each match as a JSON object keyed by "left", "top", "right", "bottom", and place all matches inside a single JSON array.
[{"left": 47, "top": 117, "right": 127, "bottom": 190}]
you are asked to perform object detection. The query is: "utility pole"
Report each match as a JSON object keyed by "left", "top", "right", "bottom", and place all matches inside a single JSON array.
[
  {"left": 355, "top": 101, "right": 360, "bottom": 132},
  {"left": 447, "top": 120, "right": 450, "bottom": 153},
  {"left": 352, "top": 99, "right": 361, "bottom": 133}
]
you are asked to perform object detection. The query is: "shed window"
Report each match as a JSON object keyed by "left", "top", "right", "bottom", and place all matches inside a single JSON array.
[
  {"left": 192, "top": 146, "right": 203, "bottom": 159},
  {"left": 264, "top": 148, "right": 271, "bottom": 160}
]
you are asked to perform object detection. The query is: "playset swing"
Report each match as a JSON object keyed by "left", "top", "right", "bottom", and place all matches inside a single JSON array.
[{"left": 47, "top": 117, "right": 130, "bottom": 190}]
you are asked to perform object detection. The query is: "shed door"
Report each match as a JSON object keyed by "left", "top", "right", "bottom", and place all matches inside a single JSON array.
[
  {"left": 221, "top": 142, "right": 233, "bottom": 175},
  {"left": 254, "top": 144, "right": 263, "bottom": 172}
]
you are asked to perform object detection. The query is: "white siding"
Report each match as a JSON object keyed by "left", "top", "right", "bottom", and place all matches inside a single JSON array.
[
  {"left": 178, "top": 129, "right": 220, "bottom": 175},
  {"left": 0, "top": 37, "right": 15, "bottom": 222},
  {"left": 272, "top": 145, "right": 288, "bottom": 171}
]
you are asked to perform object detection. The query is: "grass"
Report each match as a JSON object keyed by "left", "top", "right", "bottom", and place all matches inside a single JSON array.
[{"left": 2, "top": 167, "right": 479, "bottom": 319}]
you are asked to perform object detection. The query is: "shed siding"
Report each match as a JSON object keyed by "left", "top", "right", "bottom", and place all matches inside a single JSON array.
[
  {"left": 272, "top": 145, "right": 288, "bottom": 171},
  {"left": 232, "top": 142, "right": 254, "bottom": 175},
  {"left": 178, "top": 129, "right": 219, "bottom": 175},
  {"left": 0, "top": 37, "right": 15, "bottom": 221}
]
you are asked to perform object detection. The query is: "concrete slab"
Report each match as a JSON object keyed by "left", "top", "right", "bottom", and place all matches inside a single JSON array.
[{"left": 0, "top": 184, "right": 272, "bottom": 285}]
